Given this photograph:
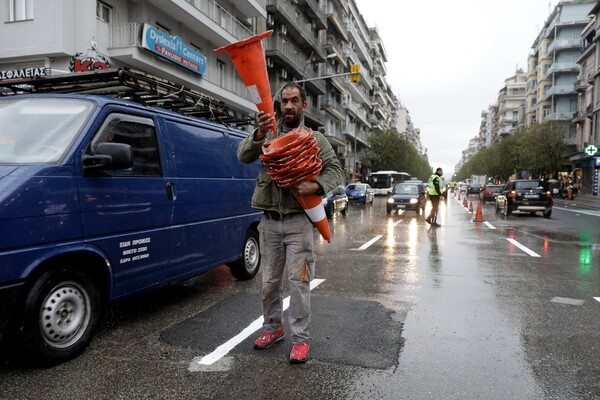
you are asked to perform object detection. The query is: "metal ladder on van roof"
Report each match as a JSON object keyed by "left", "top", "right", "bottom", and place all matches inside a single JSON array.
[{"left": 0, "top": 68, "right": 255, "bottom": 128}]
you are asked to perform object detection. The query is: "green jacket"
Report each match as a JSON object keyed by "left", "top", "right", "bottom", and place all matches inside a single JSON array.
[{"left": 238, "top": 118, "right": 344, "bottom": 214}]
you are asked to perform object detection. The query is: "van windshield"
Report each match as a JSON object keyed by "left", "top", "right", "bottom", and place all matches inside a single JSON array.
[{"left": 0, "top": 97, "right": 95, "bottom": 164}]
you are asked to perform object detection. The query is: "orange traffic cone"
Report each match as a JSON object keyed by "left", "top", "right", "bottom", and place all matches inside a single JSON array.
[
  {"left": 214, "top": 30, "right": 276, "bottom": 132},
  {"left": 294, "top": 194, "right": 331, "bottom": 243},
  {"left": 473, "top": 199, "right": 484, "bottom": 222},
  {"left": 463, "top": 197, "right": 468, "bottom": 208},
  {"left": 457, "top": 192, "right": 461, "bottom": 201},
  {"left": 468, "top": 201, "right": 473, "bottom": 213}
]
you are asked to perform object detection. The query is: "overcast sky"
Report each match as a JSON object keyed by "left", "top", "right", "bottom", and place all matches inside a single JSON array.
[{"left": 355, "top": 0, "right": 560, "bottom": 176}]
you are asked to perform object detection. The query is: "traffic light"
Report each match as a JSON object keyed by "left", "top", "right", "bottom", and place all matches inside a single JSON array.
[{"left": 350, "top": 64, "right": 360, "bottom": 83}]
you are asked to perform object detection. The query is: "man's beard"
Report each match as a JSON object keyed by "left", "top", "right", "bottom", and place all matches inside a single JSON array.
[{"left": 283, "top": 111, "right": 301, "bottom": 128}]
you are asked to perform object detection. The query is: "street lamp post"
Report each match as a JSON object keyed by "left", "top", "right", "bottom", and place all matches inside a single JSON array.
[{"left": 301, "top": 53, "right": 336, "bottom": 89}]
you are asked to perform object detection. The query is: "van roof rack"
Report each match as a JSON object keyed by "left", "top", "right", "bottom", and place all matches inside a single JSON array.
[{"left": 0, "top": 68, "right": 254, "bottom": 128}]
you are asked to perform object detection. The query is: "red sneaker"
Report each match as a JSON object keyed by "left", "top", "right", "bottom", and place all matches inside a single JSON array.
[
  {"left": 289, "top": 342, "right": 310, "bottom": 363},
  {"left": 253, "top": 327, "right": 285, "bottom": 350}
]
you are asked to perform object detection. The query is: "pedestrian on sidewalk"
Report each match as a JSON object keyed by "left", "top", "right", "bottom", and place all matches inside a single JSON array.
[{"left": 237, "top": 82, "right": 344, "bottom": 363}]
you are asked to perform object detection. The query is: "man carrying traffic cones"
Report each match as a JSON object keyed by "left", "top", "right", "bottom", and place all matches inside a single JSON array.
[{"left": 238, "top": 81, "right": 344, "bottom": 364}]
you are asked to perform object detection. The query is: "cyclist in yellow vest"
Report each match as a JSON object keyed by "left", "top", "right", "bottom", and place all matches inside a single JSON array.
[{"left": 426, "top": 167, "right": 444, "bottom": 226}]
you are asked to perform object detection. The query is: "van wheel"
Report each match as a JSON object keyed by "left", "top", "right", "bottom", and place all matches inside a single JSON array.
[
  {"left": 228, "top": 229, "right": 260, "bottom": 280},
  {"left": 20, "top": 269, "right": 100, "bottom": 364}
]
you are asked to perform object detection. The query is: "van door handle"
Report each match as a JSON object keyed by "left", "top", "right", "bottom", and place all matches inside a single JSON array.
[{"left": 166, "top": 182, "right": 176, "bottom": 201}]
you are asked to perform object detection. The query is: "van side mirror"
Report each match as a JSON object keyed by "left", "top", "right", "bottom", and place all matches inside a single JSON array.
[{"left": 82, "top": 142, "right": 134, "bottom": 171}]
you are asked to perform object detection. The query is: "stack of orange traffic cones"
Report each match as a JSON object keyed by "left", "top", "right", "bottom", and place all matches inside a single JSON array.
[{"left": 259, "top": 127, "right": 331, "bottom": 243}]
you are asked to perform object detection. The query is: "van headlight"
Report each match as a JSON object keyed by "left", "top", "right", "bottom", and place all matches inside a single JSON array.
[
  {"left": 387, "top": 198, "right": 394, "bottom": 203},
  {"left": 409, "top": 198, "right": 418, "bottom": 204}
]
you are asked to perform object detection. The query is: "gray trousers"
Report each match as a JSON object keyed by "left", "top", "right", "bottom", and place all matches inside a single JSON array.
[{"left": 258, "top": 213, "right": 316, "bottom": 344}]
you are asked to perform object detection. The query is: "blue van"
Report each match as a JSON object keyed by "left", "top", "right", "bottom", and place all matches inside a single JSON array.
[{"left": 0, "top": 94, "right": 262, "bottom": 363}]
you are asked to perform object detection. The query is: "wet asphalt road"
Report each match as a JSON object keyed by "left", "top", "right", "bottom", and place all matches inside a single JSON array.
[{"left": 1, "top": 193, "right": 600, "bottom": 399}]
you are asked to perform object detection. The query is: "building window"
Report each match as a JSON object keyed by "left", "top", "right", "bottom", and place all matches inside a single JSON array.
[
  {"left": 217, "top": 60, "right": 225, "bottom": 87},
  {"left": 9, "top": 0, "right": 34, "bottom": 22},
  {"left": 96, "top": 1, "right": 111, "bottom": 23}
]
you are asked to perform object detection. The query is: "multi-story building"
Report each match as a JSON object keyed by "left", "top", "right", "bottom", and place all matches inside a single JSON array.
[
  {"left": 392, "top": 100, "right": 423, "bottom": 155},
  {"left": 526, "top": 0, "right": 596, "bottom": 136},
  {"left": 574, "top": 2, "right": 600, "bottom": 193},
  {"left": 0, "top": 0, "right": 266, "bottom": 122},
  {"left": 494, "top": 70, "right": 527, "bottom": 141},
  {"left": 1, "top": 0, "right": 403, "bottom": 182}
]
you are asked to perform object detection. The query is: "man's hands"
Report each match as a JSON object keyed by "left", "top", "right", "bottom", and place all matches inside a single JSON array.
[
  {"left": 254, "top": 111, "right": 275, "bottom": 141},
  {"left": 291, "top": 181, "right": 320, "bottom": 196}
]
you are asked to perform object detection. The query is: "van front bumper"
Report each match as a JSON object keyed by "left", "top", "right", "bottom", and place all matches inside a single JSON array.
[{"left": 0, "top": 281, "right": 25, "bottom": 342}]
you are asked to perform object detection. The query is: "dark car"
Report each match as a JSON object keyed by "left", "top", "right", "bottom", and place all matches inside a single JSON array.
[
  {"left": 387, "top": 182, "right": 427, "bottom": 215},
  {"left": 345, "top": 183, "right": 374, "bottom": 204},
  {"left": 322, "top": 185, "right": 348, "bottom": 218},
  {"left": 495, "top": 179, "right": 553, "bottom": 218},
  {"left": 481, "top": 184, "right": 503, "bottom": 203},
  {"left": 467, "top": 183, "right": 483, "bottom": 195}
]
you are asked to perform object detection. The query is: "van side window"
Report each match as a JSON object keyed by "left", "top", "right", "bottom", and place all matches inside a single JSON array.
[{"left": 90, "top": 114, "right": 161, "bottom": 177}]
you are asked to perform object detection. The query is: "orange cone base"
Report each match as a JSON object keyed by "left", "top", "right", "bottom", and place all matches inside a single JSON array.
[
  {"left": 214, "top": 30, "right": 276, "bottom": 127},
  {"left": 294, "top": 193, "right": 331, "bottom": 243}
]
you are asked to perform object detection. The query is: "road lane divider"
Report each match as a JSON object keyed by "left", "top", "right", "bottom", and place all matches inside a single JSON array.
[
  {"left": 351, "top": 235, "right": 383, "bottom": 251},
  {"left": 483, "top": 221, "right": 496, "bottom": 230},
  {"left": 193, "top": 278, "right": 326, "bottom": 368},
  {"left": 506, "top": 238, "right": 541, "bottom": 257}
]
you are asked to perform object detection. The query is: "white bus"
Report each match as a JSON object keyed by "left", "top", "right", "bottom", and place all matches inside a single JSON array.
[{"left": 368, "top": 171, "right": 412, "bottom": 195}]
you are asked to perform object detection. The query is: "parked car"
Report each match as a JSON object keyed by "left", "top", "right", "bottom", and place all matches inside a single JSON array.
[
  {"left": 481, "top": 184, "right": 503, "bottom": 203},
  {"left": 387, "top": 183, "right": 427, "bottom": 215},
  {"left": 322, "top": 185, "right": 349, "bottom": 218},
  {"left": 0, "top": 94, "right": 262, "bottom": 363},
  {"left": 495, "top": 179, "right": 553, "bottom": 217},
  {"left": 345, "top": 183, "right": 374, "bottom": 204}
]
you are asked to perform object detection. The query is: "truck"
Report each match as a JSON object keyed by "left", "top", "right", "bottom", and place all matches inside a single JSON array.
[{"left": 471, "top": 175, "right": 488, "bottom": 187}]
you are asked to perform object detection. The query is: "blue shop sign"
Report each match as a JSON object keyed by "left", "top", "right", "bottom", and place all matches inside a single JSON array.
[{"left": 141, "top": 24, "right": 206, "bottom": 75}]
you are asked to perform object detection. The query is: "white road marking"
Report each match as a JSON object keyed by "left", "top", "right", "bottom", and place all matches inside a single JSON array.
[
  {"left": 594, "top": 297, "right": 600, "bottom": 303},
  {"left": 351, "top": 234, "right": 383, "bottom": 251},
  {"left": 394, "top": 220, "right": 403, "bottom": 226},
  {"left": 506, "top": 238, "right": 541, "bottom": 257},
  {"left": 483, "top": 221, "right": 496, "bottom": 229},
  {"left": 551, "top": 297, "right": 585, "bottom": 306},
  {"left": 195, "top": 278, "right": 325, "bottom": 366}
]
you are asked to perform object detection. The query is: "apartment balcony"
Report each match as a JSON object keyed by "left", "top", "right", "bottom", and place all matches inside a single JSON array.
[
  {"left": 295, "top": 0, "right": 327, "bottom": 29},
  {"left": 344, "top": 20, "right": 373, "bottom": 70},
  {"left": 265, "top": 0, "right": 324, "bottom": 56},
  {"left": 545, "top": 111, "right": 576, "bottom": 121},
  {"left": 543, "top": 85, "right": 574, "bottom": 100},
  {"left": 574, "top": 78, "right": 587, "bottom": 93},
  {"left": 573, "top": 111, "right": 585, "bottom": 124},
  {"left": 325, "top": 4, "right": 349, "bottom": 42},
  {"left": 345, "top": 77, "right": 371, "bottom": 106},
  {"left": 544, "top": 61, "right": 579, "bottom": 78},
  {"left": 303, "top": 101, "right": 327, "bottom": 127},
  {"left": 163, "top": 0, "right": 255, "bottom": 46},
  {"left": 547, "top": 38, "right": 581, "bottom": 53},
  {"left": 323, "top": 35, "right": 348, "bottom": 69},
  {"left": 320, "top": 98, "right": 346, "bottom": 120},
  {"left": 264, "top": 36, "right": 305, "bottom": 77},
  {"left": 373, "top": 103, "right": 386, "bottom": 120}
]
